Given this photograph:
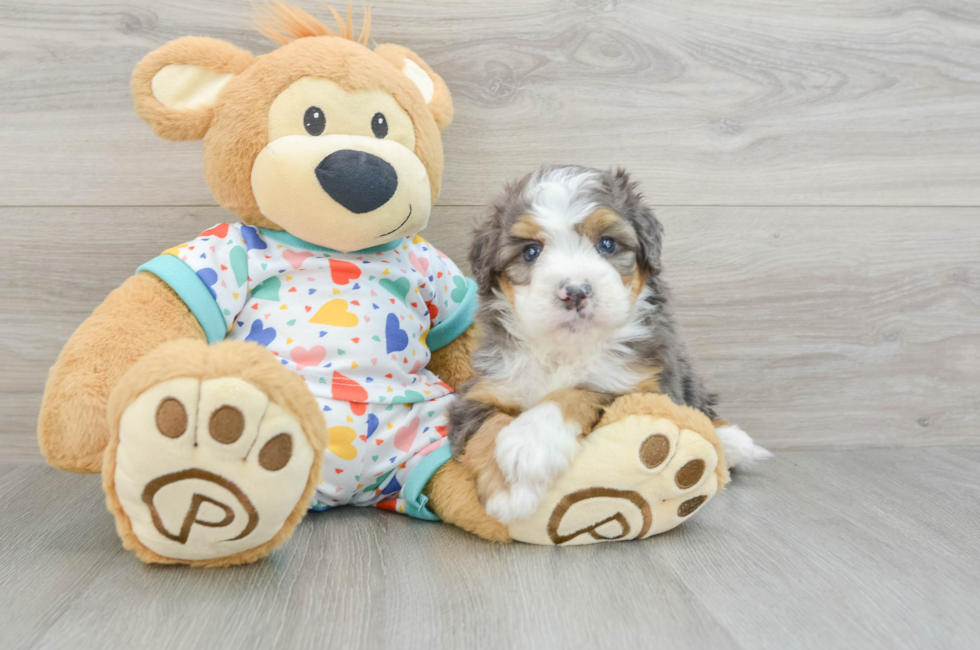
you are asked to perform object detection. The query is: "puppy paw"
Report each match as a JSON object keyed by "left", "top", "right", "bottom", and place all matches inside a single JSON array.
[
  {"left": 494, "top": 403, "right": 580, "bottom": 488},
  {"left": 485, "top": 483, "right": 545, "bottom": 524}
]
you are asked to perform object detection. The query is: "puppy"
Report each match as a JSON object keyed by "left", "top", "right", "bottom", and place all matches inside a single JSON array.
[{"left": 448, "top": 165, "right": 770, "bottom": 523}]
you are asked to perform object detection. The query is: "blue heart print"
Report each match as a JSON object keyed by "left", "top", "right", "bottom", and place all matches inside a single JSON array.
[
  {"left": 366, "top": 413, "right": 379, "bottom": 438},
  {"left": 240, "top": 225, "right": 267, "bottom": 251},
  {"left": 385, "top": 313, "right": 409, "bottom": 353},
  {"left": 381, "top": 474, "right": 402, "bottom": 496},
  {"left": 245, "top": 319, "right": 277, "bottom": 347},
  {"left": 196, "top": 268, "right": 218, "bottom": 298}
]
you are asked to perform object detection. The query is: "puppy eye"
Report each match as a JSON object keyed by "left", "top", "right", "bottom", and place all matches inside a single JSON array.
[
  {"left": 304, "top": 106, "right": 325, "bottom": 136},
  {"left": 523, "top": 243, "right": 542, "bottom": 263},
  {"left": 597, "top": 236, "right": 616, "bottom": 254},
  {"left": 371, "top": 112, "right": 388, "bottom": 139}
]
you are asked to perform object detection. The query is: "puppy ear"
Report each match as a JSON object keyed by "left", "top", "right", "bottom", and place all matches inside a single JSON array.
[
  {"left": 132, "top": 37, "right": 254, "bottom": 141},
  {"left": 468, "top": 206, "right": 504, "bottom": 295},
  {"left": 609, "top": 168, "right": 664, "bottom": 276},
  {"left": 374, "top": 44, "right": 453, "bottom": 132}
]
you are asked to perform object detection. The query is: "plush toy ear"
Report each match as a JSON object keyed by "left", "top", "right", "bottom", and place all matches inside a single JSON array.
[
  {"left": 374, "top": 44, "right": 454, "bottom": 132},
  {"left": 132, "top": 36, "right": 254, "bottom": 141}
]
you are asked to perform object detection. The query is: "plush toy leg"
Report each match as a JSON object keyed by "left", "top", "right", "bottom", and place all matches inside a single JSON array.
[
  {"left": 423, "top": 459, "right": 511, "bottom": 543},
  {"left": 507, "top": 394, "right": 730, "bottom": 546},
  {"left": 38, "top": 273, "right": 206, "bottom": 473},
  {"left": 102, "top": 339, "right": 328, "bottom": 567}
]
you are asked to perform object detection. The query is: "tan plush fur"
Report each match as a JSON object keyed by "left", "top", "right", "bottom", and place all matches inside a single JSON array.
[
  {"left": 103, "top": 338, "right": 329, "bottom": 567},
  {"left": 132, "top": 37, "right": 254, "bottom": 142},
  {"left": 426, "top": 323, "right": 481, "bottom": 390},
  {"left": 37, "top": 273, "right": 205, "bottom": 473},
  {"left": 255, "top": 1, "right": 373, "bottom": 46},
  {"left": 373, "top": 43, "right": 454, "bottom": 132},
  {"left": 423, "top": 459, "right": 511, "bottom": 544}
]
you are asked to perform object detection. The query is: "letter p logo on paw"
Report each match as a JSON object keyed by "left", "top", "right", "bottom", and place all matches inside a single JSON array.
[
  {"left": 141, "top": 469, "right": 259, "bottom": 544},
  {"left": 113, "top": 376, "right": 317, "bottom": 562}
]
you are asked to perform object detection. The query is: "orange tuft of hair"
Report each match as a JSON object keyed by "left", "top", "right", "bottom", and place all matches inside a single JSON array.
[{"left": 255, "top": 1, "right": 372, "bottom": 46}]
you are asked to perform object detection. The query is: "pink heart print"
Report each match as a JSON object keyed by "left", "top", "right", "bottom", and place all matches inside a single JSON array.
[
  {"left": 394, "top": 417, "right": 420, "bottom": 452},
  {"left": 283, "top": 250, "right": 315, "bottom": 269},
  {"left": 291, "top": 345, "right": 326, "bottom": 370},
  {"left": 408, "top": 251, "right": 430, "bottom": 276}
]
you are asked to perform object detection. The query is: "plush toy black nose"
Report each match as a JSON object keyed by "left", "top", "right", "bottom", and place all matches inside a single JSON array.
[{"left": 315, "top": 150, "right": 398, "bottom": 214}]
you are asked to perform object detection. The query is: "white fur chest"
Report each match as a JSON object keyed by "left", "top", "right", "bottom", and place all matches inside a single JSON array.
[{"left": 487, "top": 337, "right": 646, "bottom": 408}]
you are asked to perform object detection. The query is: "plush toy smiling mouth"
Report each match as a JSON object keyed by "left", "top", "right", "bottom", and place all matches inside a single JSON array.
[{"left": 378, "top": 204, "right": 412, "bottom": 237}]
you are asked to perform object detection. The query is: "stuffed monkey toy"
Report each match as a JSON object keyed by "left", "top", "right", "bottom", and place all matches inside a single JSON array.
[{"left": 37, "top": 3, "right": 727, "bottom": 566}]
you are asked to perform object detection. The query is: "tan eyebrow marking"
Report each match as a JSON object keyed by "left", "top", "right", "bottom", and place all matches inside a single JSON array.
[
  {"left": 510, "top": 214, "right": 544, "bottom": 241},
  {"left": 575, "top": 208, "right": 627, "bottom": 242}
]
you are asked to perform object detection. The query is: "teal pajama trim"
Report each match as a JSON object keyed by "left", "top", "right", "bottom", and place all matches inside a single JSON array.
[
  {"left": 258, "top": 228, "right": 404, "bottom": 254},
  {"left": 401, "top": 444, "right": 453, "bottom": 521},
  {"left": 137, "top": 255, "right": 227, "bottom": 344},
  {"left": 427, "top": 277, "right": 477, "bottom": 351}
]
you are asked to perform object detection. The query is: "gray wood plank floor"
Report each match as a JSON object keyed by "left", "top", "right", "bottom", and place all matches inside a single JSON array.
[{"left": 2, "top": 448, "right": 978, "bottom": 650}]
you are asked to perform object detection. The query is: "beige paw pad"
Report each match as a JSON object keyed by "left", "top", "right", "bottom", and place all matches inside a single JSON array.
[
  {"left": 508, "top": 414, "right": 719, "bottom": 546},
  {"left": 113, "top": 377, "right": 315, "bottom": 561}
]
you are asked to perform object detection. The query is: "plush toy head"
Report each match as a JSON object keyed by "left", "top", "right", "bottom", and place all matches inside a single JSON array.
[{"left": 131, "top": 2, "right": 453, "bottom": 253}]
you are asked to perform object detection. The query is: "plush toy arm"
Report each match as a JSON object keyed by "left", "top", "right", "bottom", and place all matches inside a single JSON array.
[
  {"left": 37, "top": 272, "right": 205, "bottom": 473},
  {"left": 426, "top": 323, "right": 480, "bottom": 391}
]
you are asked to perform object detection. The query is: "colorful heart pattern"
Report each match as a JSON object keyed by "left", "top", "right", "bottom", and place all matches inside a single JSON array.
[
  {"left": 291, "top": 345, "right": 326, "bottom": 370},
  {"left": 379, "top": 277, "right": 410, "bottom": 304},
  {"left": 157, "top": 225, "right": 470, "bottom": 514},
  {"left": 328, "top": 426, "right": 358, "bottom": 460},
  {"left": 329, "top": 258, "right": 361, "bottom": 285},
  {"left": 283, "top": 250, "right": 314, "bottom": 269},
  {"left": 251, "top": 276, "right": 281, "bottom": 301},
  {"left": 385, "top": 313, "right": 409, "bottom": 353},
  {"left": 394, "top": 417, "right": 420, "bottom": 452},
  {"left": 245, "top": 320, "right": 276, "bottom": 347},
  {"left": 309, "top": 299, "right": 359, "bottom": 327}
]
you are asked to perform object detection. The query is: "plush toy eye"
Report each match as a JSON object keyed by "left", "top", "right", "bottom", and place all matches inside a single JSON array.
[
  {"left": 371, "top": 112, "right": 388, "bottom": 139},
  {"left": 304, "top": 106, "right": 325, "bottom": 136},
  {"left": 523, "top": 243, "right": 542, "bottom": 263},
  {"left": 597, "top": 236, "right": 616, "bottom": 254}
]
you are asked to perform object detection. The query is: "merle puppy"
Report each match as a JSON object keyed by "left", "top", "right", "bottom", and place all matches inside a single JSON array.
[{"left": 448, "top": 165, "right": 769, "bottom": 523}]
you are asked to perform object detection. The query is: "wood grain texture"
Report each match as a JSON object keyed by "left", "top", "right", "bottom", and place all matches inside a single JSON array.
[
  {"left": 3, "top": 0, "right": 980, "bottom": 207},
  {"left": 2, "top": 448, "right": 979, "bottom": 649},
  {"left": 2, "top": 206, "right": 977, "bottom": 463}
]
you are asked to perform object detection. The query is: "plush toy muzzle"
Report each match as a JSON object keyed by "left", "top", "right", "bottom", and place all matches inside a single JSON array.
[{"left": 314, "top": 149, "right": 398, "bottom": 214}]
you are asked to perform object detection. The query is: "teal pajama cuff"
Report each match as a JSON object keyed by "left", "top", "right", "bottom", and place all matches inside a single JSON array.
[
  {"left": 427, "top": 277, "right": 478, "bottom": 351},
  {"left": 138, "top": 255, "right": 227, "bottom": 344},
  {"left": 401, "top": 444, "right": 453, "bottom": 521}
]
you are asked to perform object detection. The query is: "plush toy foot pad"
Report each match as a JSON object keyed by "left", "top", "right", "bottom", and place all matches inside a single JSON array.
[
  {"left": 110, "top": 376, "right": 315, "bottom": 563},
  {"left": 508, "top": 412, "right": 721, "bottom": 546}
]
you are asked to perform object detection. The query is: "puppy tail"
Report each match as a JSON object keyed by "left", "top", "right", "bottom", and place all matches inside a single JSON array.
[{"left": 715, "top": 423, "right": 773, "bottom": 469}]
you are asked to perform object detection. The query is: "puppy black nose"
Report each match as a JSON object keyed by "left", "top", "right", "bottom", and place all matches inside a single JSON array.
[
  {"left": 558, "top": 282, "right": 592, "bottom": 310},
  {"left": 315, "top": 150, "right": 398, "bottom": 214}
]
